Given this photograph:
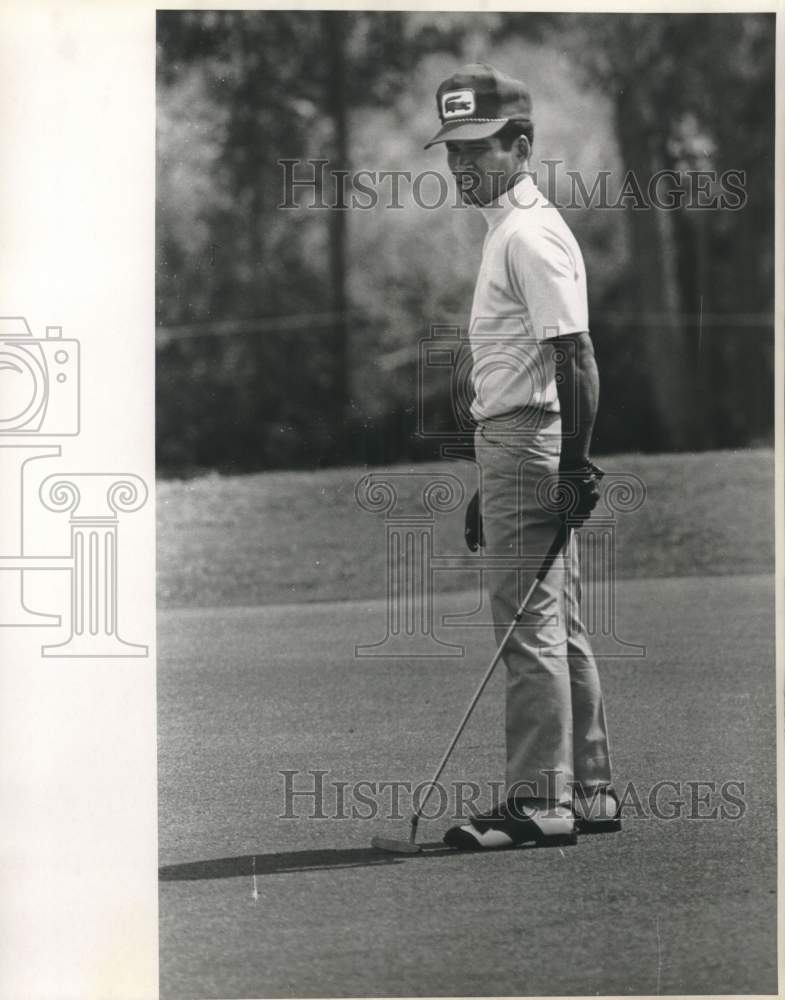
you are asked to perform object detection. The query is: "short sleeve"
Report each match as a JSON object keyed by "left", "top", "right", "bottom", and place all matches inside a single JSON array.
[{"left": 505, "top": 228, "right": 589, "bottom": 340}]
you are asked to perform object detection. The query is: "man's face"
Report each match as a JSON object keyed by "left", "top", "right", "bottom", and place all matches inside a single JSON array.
[{"left": 445, "top": 136, "right": 521, "bottom": 206}]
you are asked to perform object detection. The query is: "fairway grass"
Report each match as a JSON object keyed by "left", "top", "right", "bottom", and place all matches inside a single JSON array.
[{"left": 158, "top": 448, "right": 774, "bottom": 609}]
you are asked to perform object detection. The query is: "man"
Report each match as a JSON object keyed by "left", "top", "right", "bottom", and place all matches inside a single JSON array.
[{"left": 425, "top": 64, "right": 620, "bottom": 849}]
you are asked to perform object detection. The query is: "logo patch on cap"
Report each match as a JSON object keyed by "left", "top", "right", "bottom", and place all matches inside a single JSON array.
[{"left": 441, "top": 89, "right": 475, "bottom": 120}]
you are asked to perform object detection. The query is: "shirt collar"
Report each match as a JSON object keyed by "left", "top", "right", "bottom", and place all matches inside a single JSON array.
[{"left": 478, "top": 173, "right": 537, "bottom": 230}]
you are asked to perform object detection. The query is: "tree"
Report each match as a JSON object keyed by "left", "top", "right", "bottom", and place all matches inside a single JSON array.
[
  {"left": 157, "top": 10, "right": 467, "bottom": 470},
  {"left": 495, "top": 12, "right": 774, "bottom": 450}
]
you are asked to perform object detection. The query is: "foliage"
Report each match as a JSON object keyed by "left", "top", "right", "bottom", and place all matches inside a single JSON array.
[{"left": 156, "top": 11, "right": 774, "bottom": 474}]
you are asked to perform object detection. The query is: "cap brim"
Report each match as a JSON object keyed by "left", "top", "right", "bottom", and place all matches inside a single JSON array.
[{"left": 423, "top": 118, "right": 507, "bottom": 150}]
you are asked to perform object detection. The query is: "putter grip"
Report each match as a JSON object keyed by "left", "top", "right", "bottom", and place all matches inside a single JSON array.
[{"left": 535, "top": 523, "right": 571, "bottom": 582}]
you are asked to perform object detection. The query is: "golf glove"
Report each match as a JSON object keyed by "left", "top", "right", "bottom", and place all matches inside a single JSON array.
[{"left": 557, "top": 460, "right": 605, "bottom": 525}]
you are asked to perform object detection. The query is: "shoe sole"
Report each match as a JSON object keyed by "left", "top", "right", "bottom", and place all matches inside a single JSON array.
[
  {"left": 443, "top": 827, "right": 578, "bottom": 851},
  {"left": 575, "top": 818, "right": 622, "bottom": 835}
]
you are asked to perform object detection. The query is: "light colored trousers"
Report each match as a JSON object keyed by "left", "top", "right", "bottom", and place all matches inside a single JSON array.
[{"left": 475, "top": 411, "right": 612, "bottom": 806}]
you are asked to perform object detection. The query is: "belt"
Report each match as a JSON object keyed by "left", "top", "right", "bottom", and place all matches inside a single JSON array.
[{"left": 477, "top": 406, "right": 559, "bottom": 427}]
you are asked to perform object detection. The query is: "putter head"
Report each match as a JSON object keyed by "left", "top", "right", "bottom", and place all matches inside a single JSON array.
[{"left": 370, "top": 835, "right": 422, "bottom": 854}]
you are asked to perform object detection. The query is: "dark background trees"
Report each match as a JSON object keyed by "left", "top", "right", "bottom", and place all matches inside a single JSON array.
[{"left": 156, "top": 11, "right": 774, "bottom": 475}]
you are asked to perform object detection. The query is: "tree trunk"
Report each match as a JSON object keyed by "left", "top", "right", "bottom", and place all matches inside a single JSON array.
[
  {"left": 323, "top": 12, "right": 350, "bottom": 460},
  {"left": 614, "top": 88, "right": 694, "bottom": 450}
]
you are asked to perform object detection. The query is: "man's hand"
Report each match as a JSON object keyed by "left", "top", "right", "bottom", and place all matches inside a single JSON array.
[
  {"left": 557, "top": 461, "right": 605, "bottom": 525},
  {"left": 464, "top": 489, "right": 485, "bottom": 551}
]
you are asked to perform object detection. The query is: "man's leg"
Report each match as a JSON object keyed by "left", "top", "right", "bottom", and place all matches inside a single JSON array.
[
  {"left": 476, "top": 420, "right": 574, "bottom": 808},
  {"left": 442, "top": 419, "right": 589, "bottom": 849},
  {"left": 564, "top": 536, "right": 613, "bottom": 790}
]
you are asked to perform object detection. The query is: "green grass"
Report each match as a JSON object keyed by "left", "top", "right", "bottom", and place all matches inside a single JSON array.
[{"left": 157, "top": 448, "right": 774, "bottom": 609}]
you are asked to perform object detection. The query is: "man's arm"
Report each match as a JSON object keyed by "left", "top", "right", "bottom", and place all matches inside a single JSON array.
[
  {"left": 552, "top": 331, "right": 599, "bottom": 468},
  {"left": 550, "top": 331, "right": 604, "bottom": 524}
]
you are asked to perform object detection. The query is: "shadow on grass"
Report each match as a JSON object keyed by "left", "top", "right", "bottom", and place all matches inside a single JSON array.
[
  {"left": 159, "top": 839, "right": 569, "bottom": 882},
  {"left": 160, "top": 844, "right": 455, "bottom": 881}
]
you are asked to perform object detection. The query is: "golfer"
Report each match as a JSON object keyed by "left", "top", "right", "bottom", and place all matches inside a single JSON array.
[{"left": 425, "top": 64, "right": 620, "bottom": 849}]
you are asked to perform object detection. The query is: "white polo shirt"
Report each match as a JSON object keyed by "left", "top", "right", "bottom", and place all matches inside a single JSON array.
[{"left": 468, "top": 173, "right": 589, "bottom": 420}]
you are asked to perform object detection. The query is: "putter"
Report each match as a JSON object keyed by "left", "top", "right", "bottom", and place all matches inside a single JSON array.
[{"left": 371, "top": 521, "right": 572, "bottom": 854}]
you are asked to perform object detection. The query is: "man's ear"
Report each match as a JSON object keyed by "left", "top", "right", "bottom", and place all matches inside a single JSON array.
[{"left": 515, "top": 134, "right": 531, "bottom": 163}]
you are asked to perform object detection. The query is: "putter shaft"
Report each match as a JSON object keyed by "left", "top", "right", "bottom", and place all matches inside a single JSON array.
[
  {"left": 412, "top": 524, "right": 570, "bottom": 824},
  {"left": 372, "top": 523, "right": 571, "bottom": 854}
]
